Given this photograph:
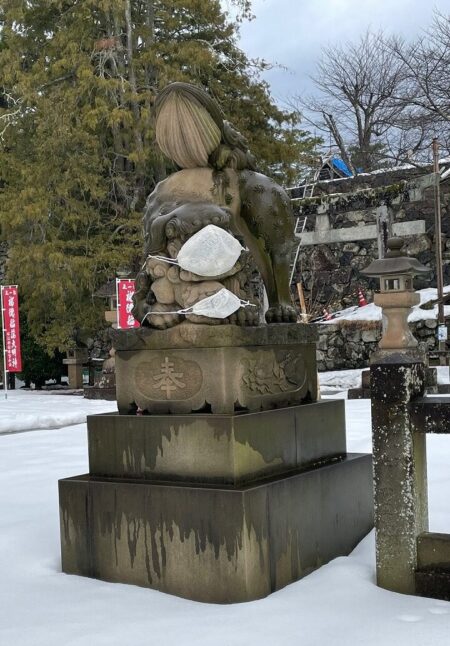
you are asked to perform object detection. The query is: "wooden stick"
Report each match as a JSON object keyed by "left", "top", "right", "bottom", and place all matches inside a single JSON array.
[{"left": 296, "top": 282, "right": 308, "bottom": 323}]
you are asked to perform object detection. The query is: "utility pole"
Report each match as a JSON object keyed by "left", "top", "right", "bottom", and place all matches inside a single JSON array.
[{"left": 432, "top": 138, "right": 446, "bottom": 365}]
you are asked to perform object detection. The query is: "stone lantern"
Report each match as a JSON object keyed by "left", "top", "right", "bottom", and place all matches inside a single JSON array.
[
  {"left": 362, "top": 238, "right": 437, "bottom": 598},
  {"left": 94, "top": 279, "right": 118, "bottom": 327},
  {"left": 94, "top": 269, "right": 132, "bottom": 328},
  {"left": 361, "top": 237, "right": 430, "bottom": 352}
]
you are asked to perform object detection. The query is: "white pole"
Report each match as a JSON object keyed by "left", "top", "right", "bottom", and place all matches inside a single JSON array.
[
  {"left": 116, "top": 278, "right": 121, "bottom": 329},
  {"left": 0, "top": 286, "right": 8, "bottom": 400}
]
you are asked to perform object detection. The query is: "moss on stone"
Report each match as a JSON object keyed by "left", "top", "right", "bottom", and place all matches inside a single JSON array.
[{"left": 292, "top": 180, "right": 409, "bottom": 215}]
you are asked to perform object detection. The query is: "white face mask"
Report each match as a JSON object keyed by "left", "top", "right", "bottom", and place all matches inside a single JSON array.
[
  {"left": 189, "top": 288, "right": 247, "bottom": 318},
  {"left": 177, "top": 225, "right": 244, "bottom": 276},
  {"left": 141, "top": 288, "right": 255, "bottom": 324},
  {"left": 146, "top": 224, "right": 244, "bottom": 277}
]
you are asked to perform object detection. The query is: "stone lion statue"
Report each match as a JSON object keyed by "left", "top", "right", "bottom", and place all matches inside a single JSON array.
[{"left": 133, "top": 82, "right": 296, "bottom": 327}]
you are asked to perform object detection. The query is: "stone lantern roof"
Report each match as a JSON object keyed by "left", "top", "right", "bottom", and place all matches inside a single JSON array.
[
  {"left": 94, "top": 280, "right": 116, "bottom": 299},
  {"left": 361, "top": 238, "right": 431, "bottom": 278}
]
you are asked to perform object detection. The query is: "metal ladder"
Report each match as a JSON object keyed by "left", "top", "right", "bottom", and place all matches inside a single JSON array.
[
  {"left": 301, "top": 183, "right": 316, "bottom": 199},
  {"left": 289, "top": 215, "right": 308, "bottom": 284},
  {"left": 288, "top": 166, "right": 321, "bottom": 284}
]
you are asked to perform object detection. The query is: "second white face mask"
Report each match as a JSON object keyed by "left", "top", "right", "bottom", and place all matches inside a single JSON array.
[
  {"left": 141, "top": 288, "right": 255, "bottom": 323},
  {"left": 189, "top": 288, "right": 244, "bottom": 318}
]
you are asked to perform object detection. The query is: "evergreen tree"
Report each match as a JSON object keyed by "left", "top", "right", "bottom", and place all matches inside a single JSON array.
[
  {"left": 0, "top": 0, "right": 317, "bottom": 352},
  {"left": 17, "top": 314, "right": 65, "bottom": 389}
]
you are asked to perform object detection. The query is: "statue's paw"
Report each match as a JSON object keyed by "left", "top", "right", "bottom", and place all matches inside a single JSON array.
[
  {"left": 141, "top": 304, "right": 182, "bottom": 329},
  {"left": 265, "top": 305, "right": 297, "bottom": 324},
  {"left": 229, "top": 304, "right": 260, "bottom": 326}
]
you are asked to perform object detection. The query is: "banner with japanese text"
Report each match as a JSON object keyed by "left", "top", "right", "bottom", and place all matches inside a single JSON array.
[
  {"left": 1, "top": 285, "right": 23, "bottom": 373},
  {"left": 116, "top": 279, "right": 140, "bottom": 329}
]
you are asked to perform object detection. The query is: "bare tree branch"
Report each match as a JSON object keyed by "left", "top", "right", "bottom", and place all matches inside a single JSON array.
[{"left": 293, "top": 30, "right": 413, "bottom": 171}]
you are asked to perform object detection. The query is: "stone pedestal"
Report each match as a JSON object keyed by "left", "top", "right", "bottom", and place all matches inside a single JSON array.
[
  {"left": 84, "top": 354, "right": 117, "bottom": 401},
  {"left": 86, "top": 401, "right": 346, "bottom": 485},
  {"left": 59, "top": 324, "right": 373, "bottom": 603},
  {"left": 111, "top": 323, "right": 318, "bottom": 414}
]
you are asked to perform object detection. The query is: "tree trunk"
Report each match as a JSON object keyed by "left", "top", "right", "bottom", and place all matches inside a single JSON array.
[{"left": 322, "top": 112, "right": 356, "bottom": 175}]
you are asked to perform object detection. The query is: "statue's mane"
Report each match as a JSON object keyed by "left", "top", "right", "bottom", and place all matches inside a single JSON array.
[{"left": 155, "top": 82, "right": 256, "bottom": 171}]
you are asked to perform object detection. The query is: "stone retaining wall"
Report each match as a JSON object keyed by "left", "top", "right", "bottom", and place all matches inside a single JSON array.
[
  {"left": 293, "top": 167, "right": 450, "bottom": 315},
  {"left": 315, "top": 319, "right": 441, "bottom": 371}
]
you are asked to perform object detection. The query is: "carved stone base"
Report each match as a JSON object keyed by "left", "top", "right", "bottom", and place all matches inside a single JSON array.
[
  {"left": 111, "top": 323, "right": 318, "bottom": 414},
  {"left": 59, "top": 454, "right": 373, "bottom": 604}
]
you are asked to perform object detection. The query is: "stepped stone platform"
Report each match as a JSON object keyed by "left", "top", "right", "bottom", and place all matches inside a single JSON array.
[
  {"left": 59, "top": 324, "right": 373, "bottom": 603},
  {"left": 87, "top": 401, "right": 346, "bottom": 485}
]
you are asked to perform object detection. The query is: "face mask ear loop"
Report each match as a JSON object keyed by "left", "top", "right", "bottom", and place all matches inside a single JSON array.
[
  {"left": 141, "top": 255, "right": 179, "bottom": 270},
  {"left": 140, "top": 306, "right": 193, "bottom": 325}
]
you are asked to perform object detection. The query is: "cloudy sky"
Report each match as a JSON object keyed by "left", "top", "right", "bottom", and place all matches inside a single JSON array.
[{"left": 235, "top": 0, "right": 449, "bottom": 104}]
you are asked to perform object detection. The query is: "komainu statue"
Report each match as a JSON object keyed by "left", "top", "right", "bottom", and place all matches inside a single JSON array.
[{"left": 133, "top": 82, "right": 296, "bottom": 328}]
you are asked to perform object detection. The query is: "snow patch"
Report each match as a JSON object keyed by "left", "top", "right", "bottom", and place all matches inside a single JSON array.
[
  {"left": 321, "top": 286, "right": 450, "bottom": 324},
  {"left": 0, "top": 391, "right": 117, "bottom": 434}
]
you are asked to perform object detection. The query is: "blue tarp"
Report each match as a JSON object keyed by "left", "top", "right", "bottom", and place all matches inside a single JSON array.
[{"left": 331, "top": 157, "right": 353, "bottom": 177}]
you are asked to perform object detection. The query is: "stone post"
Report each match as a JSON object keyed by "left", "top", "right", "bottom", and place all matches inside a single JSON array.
[
  {"left": 63, "top": 348, "right": 88, "bottom": 389},
  {"left": 371, "top": 358, "right": 428, "bottom": 593},
  {"left": 362, "top": 236, "right": 431, "bottom": 594},
  {"left": 376, "top": 203, "right": 393, "bottom": 258}
]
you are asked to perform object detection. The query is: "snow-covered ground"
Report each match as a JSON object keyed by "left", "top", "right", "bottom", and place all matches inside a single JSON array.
[
  {"left": 0, "top": 390, "right": 117, "bottom": 435},
  {"left": 319, "top": 366, "right": 450, "bottom": 394},
  {"left": 0, "top": 378, "right": 449, "bottom": 645}
]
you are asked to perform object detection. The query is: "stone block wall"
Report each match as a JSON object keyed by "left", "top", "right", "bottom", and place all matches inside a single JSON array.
[
  {"left": 297, "top": 240, "right": 380, "bottom": 311},
  {"left": 315, "top": 319, "right": 441, "bottom": 372},
  {"left": 293, "top": 167, "right": 450, "bottom": 315}
]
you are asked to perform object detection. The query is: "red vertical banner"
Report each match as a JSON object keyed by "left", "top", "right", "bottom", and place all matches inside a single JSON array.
[
  {"left": 1, "top": 285, "right": 23, "bottom": 372},
  {"left": 116, "top": 279, "right": 140, "bottom": 329}
]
